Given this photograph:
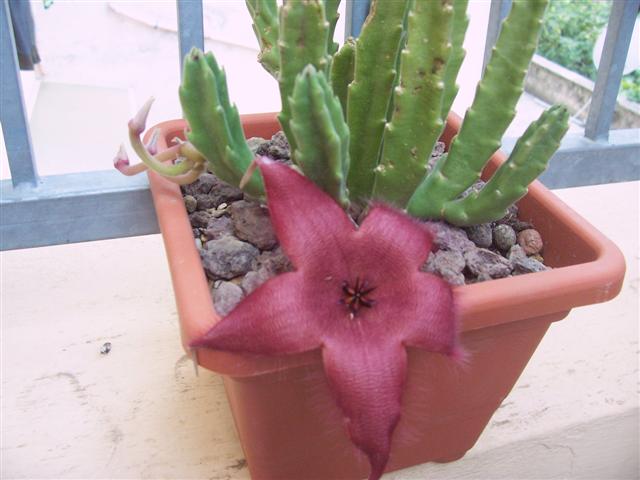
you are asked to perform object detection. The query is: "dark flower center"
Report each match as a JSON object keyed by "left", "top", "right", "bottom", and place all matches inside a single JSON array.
[{"left": 341, "top": 277, "right": 376, "bottom": 318}]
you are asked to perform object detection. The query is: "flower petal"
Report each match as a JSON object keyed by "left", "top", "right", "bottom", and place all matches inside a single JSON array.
[
  {"left": 401, "top": 273, "right": 460, "bottom": 356},
  {"left": 257, "top": 157, "right": 356, "bottom": 268},
  {"left": 356, "top": 204, "right": 433, "bottom": 273},
  {"left": 191, "top": 272, "right": 322, "bottom": 355},
  {"left": 322, "top": 334, "right": 407, "bottom": 480}
]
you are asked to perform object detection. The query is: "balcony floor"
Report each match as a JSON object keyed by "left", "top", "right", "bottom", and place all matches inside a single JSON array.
[{"left": 1, "top": 181, "right": 638, "bottom": 479}]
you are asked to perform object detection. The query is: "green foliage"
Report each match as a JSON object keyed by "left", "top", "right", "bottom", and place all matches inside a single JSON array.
[
  {"left": 537, "top": 0, "right": 639, "bottom": 104},
  {"left": 622, "top": 71, "right": 640, "bottom": 103},
  {"left": 538, "top": 0, "right": 611, "bottom": 79}
]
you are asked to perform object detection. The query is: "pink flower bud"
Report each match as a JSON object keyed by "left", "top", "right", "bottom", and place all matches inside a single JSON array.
[{"left": 128, "top": 97, "right": 154, "bottom": 135}]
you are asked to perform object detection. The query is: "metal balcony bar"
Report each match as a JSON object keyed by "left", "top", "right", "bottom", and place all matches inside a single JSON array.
[
  {"left": 0, "top": 170, "right": 157, "bottom": 250},
  {"left": 585, "top": 0, "right": 640, "bottom": 141},
  {"left": 482, "top": 0, "right": 512, "bottom": 72},
  {"left": 176, "top": 0, "right": 204, "bottom": 71},
  {"left": 502, "top": 128, "right": 640, "bottom": 189},
  {"left": 344, "top": 0, "right": 370, "bottom": 39},
  {"left": 1, "top": 0, "right": 639, "bottom": 251},
  {"left": 0, "top": 0, "right": 38, "bottom": 188}
]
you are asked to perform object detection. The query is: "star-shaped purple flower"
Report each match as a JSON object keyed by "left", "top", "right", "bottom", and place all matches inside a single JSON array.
[{"left": 192, "top": 158, "right": 461, "bottom": 479}]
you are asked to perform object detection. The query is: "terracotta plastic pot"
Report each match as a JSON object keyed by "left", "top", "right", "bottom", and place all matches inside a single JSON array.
[{"left": 145, "top": 113, "right": 625, "bottom": 479}]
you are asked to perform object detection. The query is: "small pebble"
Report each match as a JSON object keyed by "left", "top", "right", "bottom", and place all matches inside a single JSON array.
[
  {"left": 195, "top": 194, "right": 217, "bottom": 210},
  {"left": 213, "top": 281, "right": 245, "bottom": 316},
  {"left": 256, "top": 131, "right": 291, "bottom": 161},
  {"left": 184, "top": 195, "right": 197, "bottom": 213},
  {"left": 230, "top": 200, "right": 278, "bottom": 250},
  {"left": 252, "top": 247, "right": 293, "bottom": 275},
  {"left": 464, "top": 248, "right": 512, "bottom": 279},
  {"left": 189, "top": 210, "right": 212, "bottom": 229},
  {"left": 247, "top": 137, "right": 267, "bottom": 154},
  {"left": 204, "top": 216, "right": 234, "bottom": 241},
  {"left": 183, "top": 173, "right": 244, "bottom": 208},
  {"left": 432, "top": 250, "right": 466, "bottom": 274},
  {"left": 512, "top": 255, "right": 547, "bottom": 275},
  {"left": 241, "top": 268, "right": 271, "bottom": 295},
  {"left": 200, "top": 236, "right": 260, "bottom": 280},
  {"left": 507, "top": 244, "right": 527, "bottom": 261},
  {"left": 517, "top": 229, "right": 543, "bottom": 255},
  {"left": 464, "top": 223, "right": 493, "bottom": 249},
  {"left": 181, "top": 173, "right": 216, "bottom": 196},
  {"left": 425, "top": 221, "right": 475, "bottom": 253},
  {"left": 493, "top": 224, "right": 517, "bottom": 252},
  {"left": 100, "top": 342, "right": 112, "bottom": 355}
]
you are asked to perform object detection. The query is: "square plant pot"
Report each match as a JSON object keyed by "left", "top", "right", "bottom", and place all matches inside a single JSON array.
[{"left": 144, "top": 113, "right": 625, "bottom": 479}]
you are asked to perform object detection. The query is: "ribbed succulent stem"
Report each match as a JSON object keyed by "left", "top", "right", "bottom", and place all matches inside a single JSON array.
[
  {"left": 373, "top": 0, "right": 454, "bottom": 207},
  {"left": 179, "top": 48, "right": 263, "bottom": 197},
  {"left": 246, "top": 0, "right": 280, "bottom": 77},
  {"left": 384, "top": 0, "right": 413, "bottom": 124},
  {"left": 290, "top": 66, "right": 350, "bottom": 207},
  {"left": 346, "top": 0, "right": 410, "bottom": 202},
  {"left": 407, "top": 0, "right": 549, "bottom": 219},
  {"left": 441, "top": 105, "right": 569, "bottom": 225},
  {"left": 440, "top": 0, "right": 469, "bottom": 120},
  {"left": 323, "top": 0, "right": 341, "bottom": 55},
  {"left": 330, "top": 37, "right": 356, "bottom": 116},
  {"left": 278, "top": 0, "right": 331, "bottom": 162}
]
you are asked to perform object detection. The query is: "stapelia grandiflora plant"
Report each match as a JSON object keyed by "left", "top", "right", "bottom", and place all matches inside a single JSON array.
[
  {"left": 116, "top": 0, "right": 571, "bottom": 477},
  {"left": 117, "top": 0, "right": 569, "bottom": 225},
  {"left": 192, "top": 157, "right": 462, "bottom": 479}
]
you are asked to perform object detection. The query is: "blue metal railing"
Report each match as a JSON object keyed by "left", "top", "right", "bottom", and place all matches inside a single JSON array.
[
  {"left": 1, "top": 0, "right": 638, "bottom": 250},
  {"left": 0, "top": 0, "right": 38, "bottom": 188},
  {"left": 585, "top": 0, "right": 640, "bottom": 141}
]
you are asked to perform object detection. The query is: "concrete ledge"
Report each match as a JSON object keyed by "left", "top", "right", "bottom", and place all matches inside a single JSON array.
[
  {"left": 1, "top": 182, "right": 638, "bottom": 478},
  {"left": 525, "top": 54, "right": 640, "bottom": 129}
]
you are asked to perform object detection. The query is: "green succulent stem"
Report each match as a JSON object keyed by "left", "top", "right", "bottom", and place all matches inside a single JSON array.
[
  {"left": 290, "top": 65, "right": 350, "bottom": 207},
  {"left": 246, "top": 0, "right": 280, "bottom": 77},
  {"left": 330, "top": 38, "right": 356, "bottom": 116},
  {"left": 129, "top": 134, "right": 193, "bottom": 177},
  {"left": 179, "top": 48, "right": 263, "bottom": 197},
  {"left": 441, "top": 105, "right": 569, "bottom": 226},
  {"left": 373, "top": 0, "right": 454, "bottom": 207},
  {"left": 346, "top": 0, "right": 410, "bottom": 202},
  {"left": 407, "top": 0, "right": 549, "bottom": 219},
  {"left": 278, "top": 0, "right": 331, "bottom": 162},
  {"left": 440, "top": 0, "right": 469, "bottom": 121},
  {"left": 323, "top": 0, "right": 341, "bottom": 55},
  {"left": 384, "top": 0, "right": 413, "bottom": 124}
]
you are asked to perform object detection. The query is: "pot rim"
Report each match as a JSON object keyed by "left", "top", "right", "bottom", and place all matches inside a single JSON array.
[{"left": 145, "top": 113, "right": 625, "bottom": 377}]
